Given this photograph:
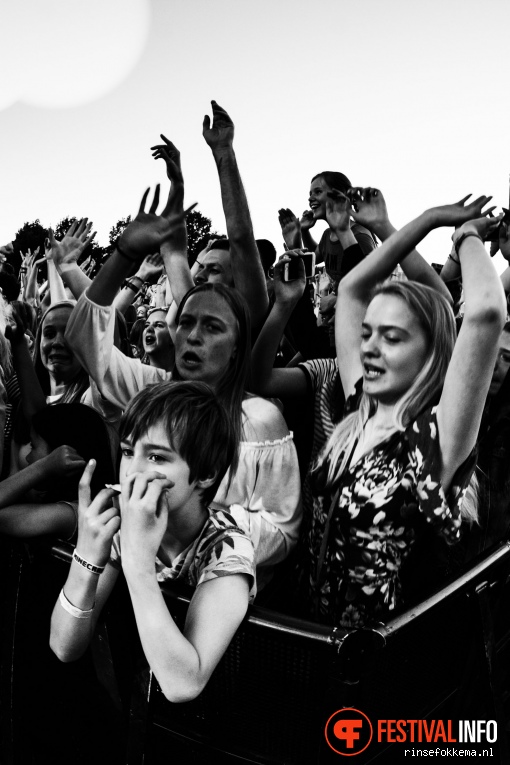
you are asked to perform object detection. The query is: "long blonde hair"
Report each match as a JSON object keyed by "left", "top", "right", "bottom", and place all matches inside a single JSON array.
[{"left": 314, "top": 281, "right": 477, "bottom": 523}]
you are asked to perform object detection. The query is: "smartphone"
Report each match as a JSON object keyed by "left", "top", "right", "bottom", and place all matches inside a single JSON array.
[{"left": 283, "top": 252, "right": 316, "bottom": 281}]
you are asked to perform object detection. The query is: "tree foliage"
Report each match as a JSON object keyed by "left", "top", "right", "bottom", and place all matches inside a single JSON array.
[{"left": 186, "top": 210, "right": 217, "bottom": 265}]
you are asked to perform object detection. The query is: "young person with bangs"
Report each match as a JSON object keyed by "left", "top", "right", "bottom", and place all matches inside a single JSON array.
[
  {"left": 50, "top": 382, "right": 257, "bottom": 703},
  {"left": 302, "top": 192, "right": 506, "bottom": 628}
]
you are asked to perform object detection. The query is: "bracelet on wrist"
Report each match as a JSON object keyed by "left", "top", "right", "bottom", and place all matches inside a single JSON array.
[
  {"left": 453, "top": 232, "right": 483, "bottom": 257},
  {"left": 448, "top": 253, "right": 460, "bottom": 265},
  {"left": 122, "top": 280, "right": 140, "bottom": 294},
  {"left": 73, "top": 550, "right": 105, "bottom": 575},
  {"left": 59, "top": 588, "right": 95, "bottom": 619},
  {"left": 116, "top": 240, "right": 140, "bottom": 263}
]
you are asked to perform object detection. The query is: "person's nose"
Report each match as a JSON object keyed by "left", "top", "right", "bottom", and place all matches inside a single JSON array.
[
  {"left": 187, "top": 324, "right": 203, "bottom": 345},
  {"left": 362, "top": 334, "right": 380, "bottom": 357},
  {"left": 125, "top": 453, "right": 145, "bottom": 476}
]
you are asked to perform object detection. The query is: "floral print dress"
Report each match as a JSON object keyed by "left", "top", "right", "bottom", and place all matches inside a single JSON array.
[{"left": 306, "top": 401, "right": 476, "bottom": 629}]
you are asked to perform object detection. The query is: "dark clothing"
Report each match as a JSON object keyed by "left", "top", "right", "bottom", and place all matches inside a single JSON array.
[
  {"left": 462, "top": 398, "right": 510, "bottom": 559},
  {"left": 318, "top": 223, "right": 375, "bottom": 290}
]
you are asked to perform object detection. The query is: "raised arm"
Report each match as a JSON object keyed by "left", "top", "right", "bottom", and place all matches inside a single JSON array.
[
  {"left": 336, "top": 194, "right": 495, "bottom": 397},
  {"left": 438, "top": 215, "right": 506, "bottom": 491},
  {"left": 48, "top": 219, "right": 95, "bottom": 299},
  {"left": 251, "top": 252, "right": 308, "bottom": 398},
  {"left": 203, "top": 101, "right": 269, "bottom": 331},
  {"left": 5, "top": 309, "right": 46, "bottom": 421},
  {"left": 113, "top": 253, "right": 163, "bottom": 315},
  {"left": 151, "top": 136, "right": 195, "bottom": 307}
]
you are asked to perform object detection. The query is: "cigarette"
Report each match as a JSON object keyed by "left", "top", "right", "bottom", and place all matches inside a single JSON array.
[{"left": 105, "top": 483, "right": 121, "bottom": 494}]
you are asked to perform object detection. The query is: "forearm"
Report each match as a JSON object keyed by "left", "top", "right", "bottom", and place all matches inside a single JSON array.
[
  {"left": 124, "top": 567, "right": 202, "bottom": 702},
  {"left": 11, "top": 339, "right": 46, "bottom": 419},
  {"left": 212, "top": 146, "right": 269, "bottom": 327},
  {"left": 0, "top": 459, "right": 54, "bottom": 507},
  {"left": 500, "top": 266, "right": 510, "bottom": 294},
  {"left": 113, "top": 276, "right": 143, "bottom": 314},
  {"left": 50, "top": 563, "right": 104, "bottom": 662},
  {"left": 339, "top": 210, "right": 434, "bottom": 301},
  {"left": 459, "top": 238, "right": 506, "bottom": 324},
  {"left": 87, "top": 249, "right": 134, "bottom": 307},
  {"left": 57, "top": 263, "right": 93, "bottom": 300},
  {"left": 301, "top": 228, "right": 318, "bottom": 252},
  {"left": 439, "top": 253, "right": 460, "bottom": 283},
  {"left": 400, "top": 250, "right": 453, "bottom": 304},
  {"left": 160, "top": 244, "right": 194, "bottom": 307},
  {"left": 251, "top": 301, "right": 296, "bottom": 394}
]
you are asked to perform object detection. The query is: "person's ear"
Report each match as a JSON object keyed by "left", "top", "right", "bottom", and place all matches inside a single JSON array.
[{"left": 196, "top": 473, "right": 217, "bottom": 491}]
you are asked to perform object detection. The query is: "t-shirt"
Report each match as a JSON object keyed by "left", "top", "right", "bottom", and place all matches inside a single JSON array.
[
  {"left": 109, "top": 506, "right": 257, "bottom": 602},
  {"left": 318, "top": 223, "right": 375, "bottom": 290}
]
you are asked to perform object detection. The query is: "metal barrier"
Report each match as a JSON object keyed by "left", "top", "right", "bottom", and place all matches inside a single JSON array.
[{"left": 1, "top": 537, "right": 510, "bottom": 764}]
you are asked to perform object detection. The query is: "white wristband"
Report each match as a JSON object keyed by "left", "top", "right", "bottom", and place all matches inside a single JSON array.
[{"left": 59, "top": 588, "right": 95, "bottom": 619}]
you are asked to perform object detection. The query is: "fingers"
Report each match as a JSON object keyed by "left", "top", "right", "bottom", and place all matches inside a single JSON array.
[
  {"left": 457, "top": 194, "right": 472, "bottom": 205},
  {"left": 149, "top": 184, "right": 161, "bottom": 214},
  {"left": 202, "top": 115, "right": 211, "bottom": 132},
  {"left": 211, "top": 99, "right": 232, "bottom": 120},
  {"left": 139, "top": 187, "right": 151, "bottom": 213},
  {"left": 78, "top": 459, "right": 96, "bottom": 509}
]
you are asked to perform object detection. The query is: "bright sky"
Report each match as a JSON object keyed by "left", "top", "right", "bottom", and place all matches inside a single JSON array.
[{"left": 1, "top": 0, "right": 510, "bottom": 270}]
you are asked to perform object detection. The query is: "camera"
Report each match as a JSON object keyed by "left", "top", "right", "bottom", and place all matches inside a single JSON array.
[{"left": 283, "top": 251, "right": 316, "bottom": 282}]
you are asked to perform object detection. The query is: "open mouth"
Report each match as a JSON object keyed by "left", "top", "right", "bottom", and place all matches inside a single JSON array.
[
  {"left": 144, "top": 335, "right": 156, "bottom": 346},
  {"left": 363, "top": 363, "right": 384, "bottom": 379},
  {"left": 181, "top": 350, "right": 201, "bottom": 366}
]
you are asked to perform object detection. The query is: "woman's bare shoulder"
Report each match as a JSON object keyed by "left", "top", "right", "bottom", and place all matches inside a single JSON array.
[{"left": 241, "top": 396, "right": 290, "bottom": 442}]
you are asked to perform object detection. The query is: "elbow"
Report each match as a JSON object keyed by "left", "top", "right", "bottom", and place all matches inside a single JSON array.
[
  {"left": 49, "top": 636, "right": 84, "bottom": 664},
  {"left": 159, "top": 678, "right": 205, "bottom": 704},
  {"left": 464, "top": 302, "right": 506, "bottom": 330}
]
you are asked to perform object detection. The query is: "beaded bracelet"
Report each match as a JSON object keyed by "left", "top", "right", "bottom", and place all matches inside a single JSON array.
[
  {"left": 73, "top": 550, "right": 105, "bottom": 575},
  {"left": 59, "top": 589, "right": 95, "bottom": 619}
]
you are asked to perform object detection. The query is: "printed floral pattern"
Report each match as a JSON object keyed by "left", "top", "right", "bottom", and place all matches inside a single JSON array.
[
  {"left": 110, "top": 507, "right": 256, "bottom": 602},
  {"left": 306, "top": 404, "right": 475, "bottom": 629}
]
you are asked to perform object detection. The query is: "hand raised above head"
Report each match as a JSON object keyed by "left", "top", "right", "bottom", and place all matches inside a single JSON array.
[
  {"left": 431, "top": 194, "right": 495, "bottom": 228},
  {"left": 48, "top": 219, "right": 96, "bottom": 270},
  {"left": 118, "top": 185, "right": 196, "bottom": 261},
  {"left": 151, "top": 134, "right": 184, "bottom": 187},
  {"left": 453, "top": 212, "right": 504, "bottom": 244},
  {"left": 348, "top": 187, "right": 390, "bottom": 234},
  {"left": 325, "top": 189, "right": 351, "bottom": 231},
  {"left": 4, "top": 306, "right": 26, "bottom": 345},
  {"left": 203, "top": 100, "right": 234, "bottom": 151}
]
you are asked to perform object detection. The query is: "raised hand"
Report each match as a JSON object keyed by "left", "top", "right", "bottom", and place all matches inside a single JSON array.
[
  {"left": 151, "top": 135, "right": 184, "bottom": 188},
  {"left": 454, "top": 213, "right": 504, "bottom": 243},
  {"left": 278, "top": 208, "right": 302, "bottom": 249},
  {"left": 325, "top": 190, "right": 351, "bottom": 232},
  {"left": 273, "top": 251, "right": 307, "bottom": 306},
  {"left": 431, "top": 195, "right": 495, "bottom": 228},
  {"left": 348, "top": 187, "right": 390, "bottom": 235},
  {"left": 118, "top": 186, "right": 196, "bottom": 261},
  {"left": 76, "top": 459, "right": 120, "bottom": 567},
  {"left": 202, "top": 100, "right": 234, "bottom": 152},
  {"left": 497, "top": 222, "right": 510, "bottom": 263},
  {"left": 48, "top": 219, "right": 96, "bottom": 271},
  {"left": 300, "top": 210, "right": 315, "bottom": 231},
  {"left": 135, "top": 252, "right": 164, "bottom": 283}
]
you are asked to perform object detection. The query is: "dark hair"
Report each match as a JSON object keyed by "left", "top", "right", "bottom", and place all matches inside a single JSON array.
[
  {"left": 32, "top": 403, "right": 117, "bottom": 500},
  {"left": 33, "top": 302, "right": 89, "bottom": 403},
  {"left": 256, "top": 239, "right": 277, "bottom": 277},
  {"left": 129, "top": 317, "right": 146, "bottom": 359},
  {"left": 311, "top": 171, "right": 352, "bottom": 194},
  {"left": 174, "top": 283, "right": 251, "bottom": 454},
  {"left": 119, "top": 381, "right": 237, "bottom": 506}
]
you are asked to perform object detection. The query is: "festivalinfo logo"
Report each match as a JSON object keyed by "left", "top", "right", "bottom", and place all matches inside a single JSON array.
[{"left": 324, "top": 708, "right": 497, "bottom": 757}]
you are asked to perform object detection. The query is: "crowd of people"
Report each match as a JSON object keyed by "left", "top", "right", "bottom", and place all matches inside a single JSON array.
[{"left": 1, "top": 100, "right": 510, "bottom": 704}]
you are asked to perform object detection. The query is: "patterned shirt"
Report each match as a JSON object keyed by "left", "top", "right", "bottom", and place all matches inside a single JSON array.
[
  {"left": 110, "top": 506, "right": 257, "bottom": 602},
  {"left": 304, "top": 403, "right": 475, "bottom": 630}
]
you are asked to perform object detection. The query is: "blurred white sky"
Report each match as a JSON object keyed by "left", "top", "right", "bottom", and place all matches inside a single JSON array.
[{"left": 1, "top": 0, "right": 509, "bottom": 269}]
